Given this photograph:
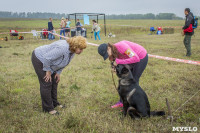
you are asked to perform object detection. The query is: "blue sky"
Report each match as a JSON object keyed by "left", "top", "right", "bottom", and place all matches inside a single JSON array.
[{"left": 1, "top": 0, "right": 200, "bottom": 17}]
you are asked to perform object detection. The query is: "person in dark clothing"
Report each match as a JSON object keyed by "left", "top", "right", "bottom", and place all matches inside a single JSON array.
[
  {"left": 76, "top": 19, "right": 82, "bottom": 36},
  {"left": 48, "top": 18, "right": 54, "bottom": 40},
  {"left": 182, "top": 8, "right": 194, "bottom": 57}
]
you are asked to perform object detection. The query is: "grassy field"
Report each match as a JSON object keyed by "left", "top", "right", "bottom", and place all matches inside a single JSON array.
[{"left": 0, "top": 18, "right": 200, "bottom": 133}]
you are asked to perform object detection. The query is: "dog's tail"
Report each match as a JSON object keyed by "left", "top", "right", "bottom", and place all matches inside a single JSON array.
[{"left": 150, "top": 111, "right": 165, "bottom": 116}]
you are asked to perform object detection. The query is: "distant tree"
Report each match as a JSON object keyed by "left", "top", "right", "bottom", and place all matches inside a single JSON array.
[
  {"left": 155, "top": 13, "right": 182, "bottom": 20},
  {"left": 0, "top": 11, "right": 183, "bottom": 20},
  {"left": 144, "top": 13, "right": 155, "bottom": 19}
]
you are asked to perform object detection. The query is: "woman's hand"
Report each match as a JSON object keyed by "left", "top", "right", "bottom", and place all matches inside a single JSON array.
[
  {"left": 44, "top": 71, "right": 51, "bottom": 82},
  {"left": 112, "top": 67, "right": 116, "bottom": 73},
  {"left": 55, "top": 73, "right": 60, "bottom": 83},
  {"left": 111, "top": 61, "right": 117, "bottom": 73},
  {"left": 113, "top": 61, "right": 117, "bottom": 67}
]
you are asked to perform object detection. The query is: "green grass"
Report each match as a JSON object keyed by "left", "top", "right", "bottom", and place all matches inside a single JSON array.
[{"left": 0, "top": 18, "right": 200, "bottom": 132}]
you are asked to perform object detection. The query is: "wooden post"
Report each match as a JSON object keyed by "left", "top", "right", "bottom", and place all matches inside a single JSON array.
[{"left": 166, "top": 98, "right": 173, "bottom": 124}]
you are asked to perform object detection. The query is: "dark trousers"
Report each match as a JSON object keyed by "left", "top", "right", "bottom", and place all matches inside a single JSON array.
[
  {"left": 184, "top": 35, "right": 192, "bottom": 56},
  {"left": 130, "top": 54, "right": 148, "bottom": 84},
  {"left": 31, "top": 51, "right": 59, "bottom": 112},
  {"left": 119, "top": 54, "right": 148, "bottom": 102}
]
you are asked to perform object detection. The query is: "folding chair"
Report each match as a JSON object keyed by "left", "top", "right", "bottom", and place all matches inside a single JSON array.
[
  {"left": 157, "top": 27, "right": 163, "bottom": 35},
  {"left": 10, "top": 30, "right": 19, "bottom": 40},
  {"left": 150, "top": 27, "right": 156, "bottom": 34},
  {"left": 31, "top": 30, "right": 38, "bottom": 39},
  {"left": 42, "top": 29, "right": 48, "bottom": 39}
]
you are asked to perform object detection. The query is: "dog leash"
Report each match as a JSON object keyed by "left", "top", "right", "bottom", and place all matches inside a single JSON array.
[
  {"left": 111, "top": 70, "right": 117, "bottom": 90},
  {"left": 111, "top": 61, "right": 118, "bottom": 91}
]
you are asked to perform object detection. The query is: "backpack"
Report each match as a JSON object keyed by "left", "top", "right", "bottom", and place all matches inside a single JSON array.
[
  {"left": 18, "top": 36, "right": 24, "bottom": 40},
  {"left": 192, "top": 16, "right": 198, "bottom": 29}
]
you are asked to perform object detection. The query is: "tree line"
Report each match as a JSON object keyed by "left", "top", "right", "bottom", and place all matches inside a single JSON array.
[
  {"left": 106, "top": 13, "right": 183, "bottom": 20},
  {"left": 0, "top": 11, "right": 183, "bottom": 20}
]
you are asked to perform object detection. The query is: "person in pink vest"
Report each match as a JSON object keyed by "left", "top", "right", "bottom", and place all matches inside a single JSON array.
[{"left": 98, "top": 40, "right": 148, "bottom": 108}]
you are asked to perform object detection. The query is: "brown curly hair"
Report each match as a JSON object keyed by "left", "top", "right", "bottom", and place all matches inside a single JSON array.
[
  {"left": 108, "top": 43, "right": 122, "bottom": 59},
  {"left": 67, "top": 36, "right": 87, "bottom": 53}
]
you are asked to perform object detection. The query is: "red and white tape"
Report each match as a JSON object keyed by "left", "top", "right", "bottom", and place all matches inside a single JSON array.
[
  {"left": 148, "top": 54, "right": 200, "bottom": 65},
  {"left": 0, "top": 31, "right": 50, "bottom": 35},
  {"left": 1, "top": 30, "right": 200, "bottom": 66},
  {"left": 0, "top": 27, "right": 81, "bottom": 35},
  {"left": 81, "top": 42, "right": 200, "bottom": 66}
]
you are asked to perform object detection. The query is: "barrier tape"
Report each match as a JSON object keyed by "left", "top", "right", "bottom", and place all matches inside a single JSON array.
[
  {"left": 0, "top": 26, "right": 83, "bottom": 35},
  {"left": 1, "top": 29, "right": 199, "bottom": 66},
  {"left": 148, "top": 54, "right": 200, "bottom": 65},
  {"left": 0, "top": 31, "right": 50, "bottom": 35},
  {"left": 77, "top": 42, "right": 200, "bottom": 66},
  {"left": 99, "top": 24, "right": 200, "bottom": 29},
  {"left": 0, "top": 24, "right": 199, "bottom": 35}
]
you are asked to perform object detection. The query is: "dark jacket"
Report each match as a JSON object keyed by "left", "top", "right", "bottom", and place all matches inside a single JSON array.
[
  {"left": 76, "top": 22, "right": 82, "bottom": 31},
  {"left": 183, "top": 12, "right": 194, "bottom": 35},
  {"left": 48, "top": 21, "right": 54, "bottom": 31}
]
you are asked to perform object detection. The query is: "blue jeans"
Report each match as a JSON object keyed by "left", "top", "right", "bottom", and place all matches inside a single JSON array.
[
  {"left": 94, "top": 31, "right": 101, "bottom": 40},
  {"left": 48, "top": 33, "right": 54, "bottom": 40},
  {"left": 60, "top": 28, "right": 65, "bottom": 39}
]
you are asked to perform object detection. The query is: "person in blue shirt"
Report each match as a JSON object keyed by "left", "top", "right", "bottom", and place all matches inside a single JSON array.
[
  {"left": 48, "top": 18, "right": 54, "bottom": 40},
  {"left": 65, "top": 18, "right": 71, "bottom": 37}
]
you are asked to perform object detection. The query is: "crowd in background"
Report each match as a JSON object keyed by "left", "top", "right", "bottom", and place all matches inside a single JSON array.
[{"left": 47, "top": 17, "right": 101, "bottom": 40}]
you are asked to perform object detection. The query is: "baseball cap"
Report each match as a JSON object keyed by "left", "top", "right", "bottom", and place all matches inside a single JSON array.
[{"left": 98, "top": 43, "right": 109, "bottom": 60}]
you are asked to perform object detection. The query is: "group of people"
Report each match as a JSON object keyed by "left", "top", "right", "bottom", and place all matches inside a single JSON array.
[
  {"left": 59, "top": 17, "right": 72, "bottom": 39},
  {"left": 47, "top": 17, "right": 72, "bottom": 40},
  {"left": 33, "top": 8, "right": 195, "bottom": 115},
  {"left": 49, "top": 17, "right": 102, "bottom": 41},
  {"left": 59, "top": 17, "right": 101, "bottom": 40},
  {"left": 32, "top": 34, "right": 148, "bottom": 115}
]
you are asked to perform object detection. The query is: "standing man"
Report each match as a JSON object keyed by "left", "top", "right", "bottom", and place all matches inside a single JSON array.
[
  {"left": 76, "top": 19, "right": 82, "bottom": 36},
  {"left": 182, "top": 8, "right": 194, "bottom": 57},
  {"left": 48, "top": 18, "right": 54, "bottom": 40}
]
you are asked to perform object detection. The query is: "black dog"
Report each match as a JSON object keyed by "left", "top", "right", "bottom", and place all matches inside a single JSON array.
[{"left": 115, "top": 64, "right": 165, "bottom": 119}]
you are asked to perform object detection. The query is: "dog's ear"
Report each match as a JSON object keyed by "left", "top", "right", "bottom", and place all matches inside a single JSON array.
[
  {"left": 124, "top": 64, "right": 131, "bottom": 70},
  {"left": 117, "top": 64, "right": 131, "bottom": 75},
  {"left": 116, "top": 64, "right": 124, "bottom": 75}
]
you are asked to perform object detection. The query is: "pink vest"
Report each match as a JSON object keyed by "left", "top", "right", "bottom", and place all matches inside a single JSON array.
[{"left": 114, "top": 40, "right": 147, "bottom": 64}]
